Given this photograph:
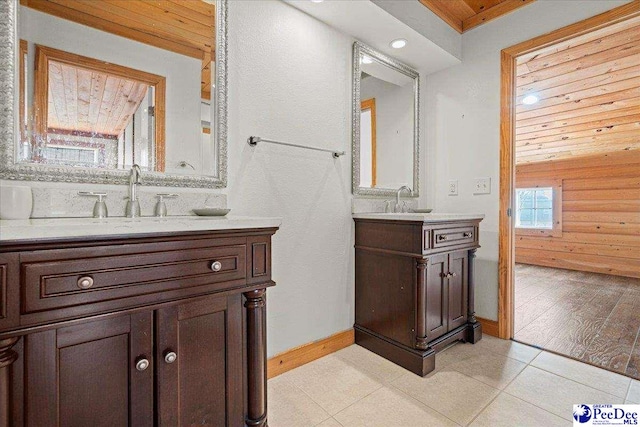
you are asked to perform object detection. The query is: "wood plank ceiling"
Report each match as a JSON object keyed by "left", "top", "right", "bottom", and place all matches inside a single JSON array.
[
  {"left": 515, "top": 16, "right": 640, "bottom": 164},
  {"left": 419, "top": 0, "right": 535, "bottom": 33},
  {"left": 47, "top": 60, "right": 149, "bottom": 137},
  {"left": 21, "top": 0, "right": 215, "bottom": 99}
]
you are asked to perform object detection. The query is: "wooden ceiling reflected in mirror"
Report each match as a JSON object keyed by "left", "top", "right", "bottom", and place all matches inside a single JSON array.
[
  {"left": 515, "top": 16, "right": 640, "bottom": 164},
  {"left": 20, "top": 0, "right": 214, "bottom": 99},
  {"left": 419, "top": 0, "right": 535, "bottom": 33},
  {"left": 31, "top": 45, "right": 166, "bottom": 171}
]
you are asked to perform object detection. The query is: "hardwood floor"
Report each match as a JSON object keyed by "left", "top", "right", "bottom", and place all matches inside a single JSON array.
[{"left": 514, "top": 263, "right": 640, "bottom": 380}]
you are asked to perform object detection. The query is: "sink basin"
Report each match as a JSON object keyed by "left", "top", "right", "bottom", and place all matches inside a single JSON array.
[{"left": 0, "top": 215, "right": 282, "bottom": 242}]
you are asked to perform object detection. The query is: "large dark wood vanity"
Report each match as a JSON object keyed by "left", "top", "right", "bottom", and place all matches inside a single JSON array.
[
  {"left": 354, "top": 215, "right": 482, "bottom": 376},
  {"left": 0, "top": 226, "right": 277, "bottom": 426}
]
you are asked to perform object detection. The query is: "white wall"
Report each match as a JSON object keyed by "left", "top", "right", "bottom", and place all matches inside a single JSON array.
[
  {"left": 426, "top": 0, "right": 632, "bottom": 321},
  {"left": 226, "top": 0, "right": 355, "bottom": 356},
  {"left": 18, "top": 7, "right": 203, "bottom": 174}
]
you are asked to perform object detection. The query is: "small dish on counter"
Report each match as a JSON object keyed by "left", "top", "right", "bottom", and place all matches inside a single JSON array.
[
  {"left": 411, "top": 208, "right": 433, "bottom": 213},
  {"left": 192, "top": 208, "right": 231, "bottom": 217}
]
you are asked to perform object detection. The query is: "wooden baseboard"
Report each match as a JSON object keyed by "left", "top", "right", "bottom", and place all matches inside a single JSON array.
[
  {"left": 267, "top": 329, "right": 355, "bottom": 379},
  {"left": 477, "top": 317, "right": 499, "bottom": 337}
]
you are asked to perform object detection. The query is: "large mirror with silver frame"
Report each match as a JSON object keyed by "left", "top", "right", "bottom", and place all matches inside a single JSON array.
[
  {"left": 352, "top": 41, "right": 419, "bottom": 197},
  {"left": 0, "top": 0, "right": 227, "bottom": 188}
]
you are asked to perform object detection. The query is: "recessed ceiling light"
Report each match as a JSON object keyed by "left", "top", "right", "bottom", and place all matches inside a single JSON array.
[
  {"left": 522, "top": 94, "right": 539, "bottom": 105},
  {"left": 390, "top": 39, "right": 407, "bottom": 49},
  {"left": 361, "top": 56, "right": 373, "bottom": 64}
]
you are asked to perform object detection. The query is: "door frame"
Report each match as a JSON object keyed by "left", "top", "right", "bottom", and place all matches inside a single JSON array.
[{"left": 497, "top": 1, "right": 640, "bottom": 339}]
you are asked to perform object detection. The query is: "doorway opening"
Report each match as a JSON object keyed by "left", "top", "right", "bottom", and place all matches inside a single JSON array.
[{"left": 498, "top": 3, "right": 640, "bottom": 379}]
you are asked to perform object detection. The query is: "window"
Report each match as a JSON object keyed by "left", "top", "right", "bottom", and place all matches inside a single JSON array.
[
  {"left": 514, "top": 180, "right": 563, "bottom": 237},
  {"left": 516, "top": 187, "right": 553, "bottom": 229}
]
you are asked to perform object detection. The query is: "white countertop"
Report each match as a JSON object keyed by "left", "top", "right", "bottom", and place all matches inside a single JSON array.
[
  {"left": 0, "top": 215, "right": 282, "bottom": 242},
  {"left": 352, "top": 212, "right": 485, "bottom": 222}
]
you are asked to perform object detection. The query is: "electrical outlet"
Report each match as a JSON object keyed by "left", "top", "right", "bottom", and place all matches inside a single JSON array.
[
  {"left": 474, "top": 177, "right": 491, "bottom": 195},
  {"left": 448, "top": 180, "right": 458, "bottom": 196}
]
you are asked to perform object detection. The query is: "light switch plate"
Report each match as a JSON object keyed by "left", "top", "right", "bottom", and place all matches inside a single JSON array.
[
  {"left": 448, "top": 180, "right": 458, "bottom": 196},
  {"left": 474, "top": 177, "right": 491, "bottom": 195}
]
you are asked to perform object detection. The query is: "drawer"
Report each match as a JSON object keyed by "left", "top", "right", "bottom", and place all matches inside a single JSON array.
[
  {"left": 22, "top": 244, "right": 246, "bottom": 314},
  {"left": 432, "top": 226, "right": 475, "bottom": 249}
]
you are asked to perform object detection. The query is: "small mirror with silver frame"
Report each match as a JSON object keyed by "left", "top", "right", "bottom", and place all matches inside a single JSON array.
[
  {"left": 0, "top": 0, "right": 227, "bottom": 188},
  {"left": 352, "top": 41, "right": 419, "bottom": 197}
]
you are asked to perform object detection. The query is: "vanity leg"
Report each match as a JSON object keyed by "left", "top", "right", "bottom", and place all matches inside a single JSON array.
[
  {"left": 244, "top": 289, "right": 267, "bottom": 427},
  {"left": 0, "top": 337, "right": 19, "bottom": 427},
  {"left": 415, "top": 258, "right": 429, "bottom": 350},
  {"left": 466, "top": 249, "right": 482, "bottom": 343}
]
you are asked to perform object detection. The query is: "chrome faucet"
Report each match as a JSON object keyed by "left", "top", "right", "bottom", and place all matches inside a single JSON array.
[
  {"left": 125, "top": 164, "right": 142, "bottom": 218},
  {"left": 394, "top": 185, "right": 412, "bottom": 213}
]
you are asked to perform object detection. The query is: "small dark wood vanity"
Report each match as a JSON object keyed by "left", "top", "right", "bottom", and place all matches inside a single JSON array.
[
  {"left": 0, "top": 225, "right": 277, "bottom": 426},
  {"left": 354, "top": 214, "right": 483, "bottom": 376}
]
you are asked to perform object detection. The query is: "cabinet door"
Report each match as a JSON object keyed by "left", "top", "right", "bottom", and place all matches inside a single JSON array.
[
  {"left": 24, "top": 313, "right": 154, "bottom": 427},
  {"left": 426, "top": 254, "right": 448, "bottom": 341},
  {"left": 156, "top": 293, "right": 243, "bottom": 427},
  {"left": 447, "top": 251, "right": 469, "bottom": 331}
]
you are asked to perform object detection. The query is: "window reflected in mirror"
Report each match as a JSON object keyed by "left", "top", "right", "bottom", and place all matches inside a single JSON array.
[{"left": 23, "top": 45, "right": 165, "bottom": 172}]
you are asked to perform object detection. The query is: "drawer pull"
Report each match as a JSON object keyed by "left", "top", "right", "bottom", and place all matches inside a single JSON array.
[
  {"left": 164, "top": 350, "right": 177, "bottom": 364},
  {"left": 210, "top": 261, "right": 223, "bottom": 272},
  {"left": 77, "top": 276, "right": 94, "bottom": 289},
  {"left": 135, "top": 357, "right": 150, "bottom": 372},
  {"left": 437, "top": 235, "right": 448, "bottom": 242},
  {"left": 463, "top": 232, "right": 473, "bottom": 238}
]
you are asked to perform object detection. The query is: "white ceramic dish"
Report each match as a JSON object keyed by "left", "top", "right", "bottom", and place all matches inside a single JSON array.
[
  {"left": 192, "top": 208, "right": 231, "bottom": 217},
  {"left": 411, "top": 208, "right": 433, "bottom": 213}
]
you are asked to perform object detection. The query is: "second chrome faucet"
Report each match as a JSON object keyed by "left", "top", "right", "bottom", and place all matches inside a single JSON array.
[{"left": 125, "top": 164, "right": 142, "bottom": 218}]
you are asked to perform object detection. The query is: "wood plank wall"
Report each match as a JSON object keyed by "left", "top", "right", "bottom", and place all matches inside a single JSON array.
[
  {"left": 515, "top": 150, "right": 640, "bottom": 278},
  {"left": 515, "top": 17, "right": 640, "bottom": 164}
]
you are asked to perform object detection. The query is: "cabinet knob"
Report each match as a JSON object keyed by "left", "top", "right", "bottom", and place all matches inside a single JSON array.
[
  {"left": 463, "top": 232, "right": 473, "bottom": 238},
  {"left": 210, "top": 261, "right": 222, "bottom": 272},
  {"left": 135, "top": 357, "right": 150, "bottom": 372},
  {"left": 164, "top": 351, "right": 177, "bottom": 364},
  {"left": 437, "top": 235, "right": 447, "bottom": 241},
  {"left": 450, "top": 272, "right": 457, "bottom": 278},
  {"left": 77, "top": 276, "right": 94, "bottom": 289}
]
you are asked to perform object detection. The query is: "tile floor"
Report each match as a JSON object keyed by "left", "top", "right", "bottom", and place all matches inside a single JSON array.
[
  {"left": 514, "top": 264, "right": 640, "bottom": 379},
  {"left": 268, "top": 336, "right": 640, "bottom": 426}
]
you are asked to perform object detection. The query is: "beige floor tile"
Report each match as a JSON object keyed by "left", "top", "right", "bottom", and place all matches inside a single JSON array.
[
  {"left": 435, "top": 342, "right": 480, "bottom": 370},
  {"left": 504, "top": 366, "right": 624, "bottom": 420},
  {"left": 316, "top": 418, "right": 344, "bottom": 427},
  {"left": 280, "top": 354, "right": 383, "bottom": 415},
  {"left": 469, "top": 393, "right": 569, "bottom": 427},
  {"left": 447, "top": 351, "right": 527, "bottom": 389},
  {"left": 628, "top": 380, "right": 640, "bottom": 403},
  {"left": 391, "top": 369, "right": 499, "bottom": 425},
  {"left": 334, "top": 386, "right": 458, "bottom": 427},
  {"left": 268, "top": 376, "right": 331, "bottom": 427},
  {"left": 334, "top": 345, "right": 408, "bottom": 383},
  {"left": 531, "top": 351, "right": 631, "bottom": 398},
  {"left": 476, "top": 335, "right": 541, "bottom": 363}
]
